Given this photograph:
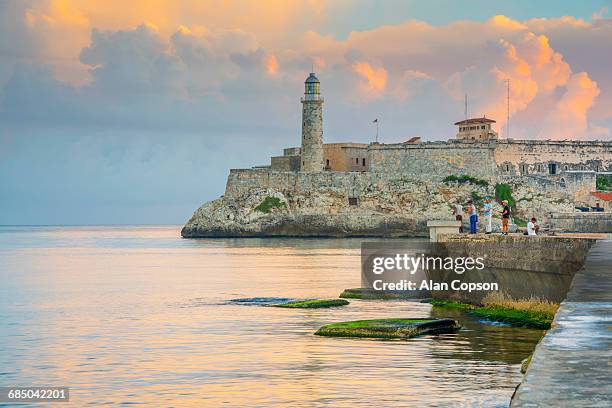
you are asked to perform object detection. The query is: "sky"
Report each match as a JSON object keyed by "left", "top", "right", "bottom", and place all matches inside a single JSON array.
[{"left": 1, "top": 0, "right": 611, "bottom": 225}]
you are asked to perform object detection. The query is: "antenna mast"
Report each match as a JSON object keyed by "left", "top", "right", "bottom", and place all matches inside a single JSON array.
[
  {"left": 464, "top": 93, "right": 468, "bottom": 119},
  {"left": 506, "top": 79, "right": 510, "bottom": 138}
]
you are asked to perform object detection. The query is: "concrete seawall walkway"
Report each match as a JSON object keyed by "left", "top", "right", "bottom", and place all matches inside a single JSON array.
[{"left": 511, "top": 239, "right": 612, "bottom": 407}]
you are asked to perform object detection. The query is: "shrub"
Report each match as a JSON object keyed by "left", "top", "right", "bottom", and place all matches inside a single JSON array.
[
  {"left": 443, "top": 174, "right": 489, "bottom": 187},
  {"left": 596, "top": 175, "right": 612, "bottom": 191},
  {"left": 494, "top": 183, "right": 516, "bottom": 206},
  {"left": 254, "top": 196, "right": 285, "bottom": 213}
]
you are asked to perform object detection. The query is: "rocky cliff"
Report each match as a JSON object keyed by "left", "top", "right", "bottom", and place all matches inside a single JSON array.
[{"left": 181, "top": 170, "right": 575, "bottom": 238}]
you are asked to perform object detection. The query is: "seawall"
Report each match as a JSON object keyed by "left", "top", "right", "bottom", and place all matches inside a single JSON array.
[
  {"left": 510, "top": 239, "right": 612, "bottom": 407},
  {"left": 425, "top": 235, "right": 595, "bottom": 303},
  {"left": 549, "top": 212, "right": 612, "bottom": 233}
]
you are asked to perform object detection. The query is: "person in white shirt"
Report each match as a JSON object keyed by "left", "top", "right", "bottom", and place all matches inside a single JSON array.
[
  {"left": 483, "top": 197, "right": 493, "bottom": 234},
  {"left": 452, "top": 202, "right": 463, "bottom": 233},
  {"left": 527, "top": 217, "right": 539, "bottom": 236}
]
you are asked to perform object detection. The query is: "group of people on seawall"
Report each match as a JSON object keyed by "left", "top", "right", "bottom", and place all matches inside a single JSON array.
[{"left": 452, "top": 198, "right": 539, "bottom": 236}]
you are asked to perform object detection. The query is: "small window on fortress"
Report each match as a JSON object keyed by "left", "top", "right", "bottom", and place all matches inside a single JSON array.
[
  {"left": 564, "top": 165, "right": 569, "bottom": 171},
  {"left": 549, "top": 163, "right": 557, "bottom": 175},
  {"left": 560, "top": 178, "right": 566, "bottom": 188},
  {"left": 481, "top": 125, "right": 485, "bottom": 129},
  {"left": 355, "top": 158, "right": 359, "bottom": 164},
  {"left": 348, "top": 197, "right": 358, "bottom": 206},
  {"left": 326, "top": 159, "right": 330, "bottom": 168},
  {"left": 362, "top": 158, "right": 366, "bottom": 166}
]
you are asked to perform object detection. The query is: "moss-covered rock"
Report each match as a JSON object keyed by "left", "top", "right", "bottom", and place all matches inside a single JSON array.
[
  {"left": 424, "top": 299, "right": 477, "bottom": 311},
  {"left": 427, "top": 298, "right": 554, "bottom": 329},
  {"left": 273, "top": 299, "right": 349, "bottom": 308},
  {"left": 471, "top": 306, "right": 552, "bottom": 329},
  {"left": 521, "top": 354, "right": 532, "bottom": 374},
  {"left": 315, "top": 318, "right": 461, "bottom": 339},
  {"left": 339, "top": 288, "right": 425, "bottom": 300}
]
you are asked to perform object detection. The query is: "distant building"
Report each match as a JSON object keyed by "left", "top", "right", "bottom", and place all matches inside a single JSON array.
[{"left": 454, "top": 117, "right": 498, "bottom": 141}]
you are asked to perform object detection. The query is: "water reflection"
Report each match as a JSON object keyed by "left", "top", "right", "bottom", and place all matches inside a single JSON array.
[{"left": 0, "top": 226, "right": 542, "bottom": 407}]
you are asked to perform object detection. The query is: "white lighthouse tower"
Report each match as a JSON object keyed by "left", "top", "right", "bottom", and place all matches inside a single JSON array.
[{"left": 300, "top": 72, "right": 324, "bottom": 172}]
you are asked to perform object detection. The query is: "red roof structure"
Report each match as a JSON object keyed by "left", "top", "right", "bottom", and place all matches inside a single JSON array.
[{"left": 591, "top": 191, "right": 612, "bottom": 201}]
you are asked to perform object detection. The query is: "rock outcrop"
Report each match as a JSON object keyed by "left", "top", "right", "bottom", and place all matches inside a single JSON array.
[{"left": 181, "top": 169, "right": 575, "bottom": 238}]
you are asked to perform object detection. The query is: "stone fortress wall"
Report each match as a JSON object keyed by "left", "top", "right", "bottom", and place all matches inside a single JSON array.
[
  {"left": 262, "top": 138, "right": 611, "bottom": 205},
  {"left": 367, "top": 141, "right": 497, "bottom": 179}
]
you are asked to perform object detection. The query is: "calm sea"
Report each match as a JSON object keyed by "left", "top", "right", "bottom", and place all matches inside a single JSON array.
[{"left": 0, "top": 226, "right": 543, "bottom": 407}]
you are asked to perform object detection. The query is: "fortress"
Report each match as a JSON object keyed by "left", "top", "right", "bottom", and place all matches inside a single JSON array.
[{"left": 182, "top": 73, "right": 612, "bottom": 237}]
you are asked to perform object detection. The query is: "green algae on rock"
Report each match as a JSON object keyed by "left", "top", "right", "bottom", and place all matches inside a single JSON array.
[
  {"left": 339, "top": 288, "right": 426, "bottom": 300},
  {"left": 273, "top": 299, "right": 349, "bottom": 308},
  {"left": 427, "top": 298, "right": 554, "bottom": 329},
  {"left": 520, "top": 354, "right": 532, "bottom": 374},
  {"left": 314, "top": 318, "right": 461, "bottom": 339},
  {"left": 471, "top": 306, "right": 553, "bottom": 329},
  {"left": 424, "top": 299, "right": 477, "bottom": 311}
]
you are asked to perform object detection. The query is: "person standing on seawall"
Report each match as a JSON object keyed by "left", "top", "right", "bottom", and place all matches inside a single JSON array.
[
  {"left": 483, "top": 197, "right": 493, "bottom": 234},
  {"left": 467, "top": 200, "right": 478, "bottom": 234},
  {"left": 501, "top": 200, "right": 510, "bottom": 236},
  {"left": 452, "top": 202, "right": 464, "bottom": 233}
]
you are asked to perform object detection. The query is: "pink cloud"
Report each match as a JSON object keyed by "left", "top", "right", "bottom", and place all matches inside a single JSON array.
[{"left": 538, "top": 72, "right": 605, "bottom": 139}]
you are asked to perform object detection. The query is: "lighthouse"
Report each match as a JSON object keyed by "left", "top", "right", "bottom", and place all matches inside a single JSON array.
[{"left": 300, "top": 72, "right": 324, "bottom": 172}]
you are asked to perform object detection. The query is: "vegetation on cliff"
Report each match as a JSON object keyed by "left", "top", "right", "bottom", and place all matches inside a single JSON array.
[
  {"left": 596, "top": 174, "right": 612, "bottom": 191},
  {"left": 315, "top": 318, "right": 461, "bottom": 339},
  {"left": 273, "top": 299, "right": 349, "bottom": 308},
  {"left": 494, "top": 183, "right": 516, "bottom": 206},
  {"left": 427, "top": 292, "right": 559, "bottom": 329},
  {"left": 254, "top": 196, "right": 286, "bottom": 213},
  {"left": 443, "top": 174, "right": 489, "bottom": 187}
]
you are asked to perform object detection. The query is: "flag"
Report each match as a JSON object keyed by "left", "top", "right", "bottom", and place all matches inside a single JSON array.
[{"left": 372, "top": 119, "right": 378, "bottom": 123}]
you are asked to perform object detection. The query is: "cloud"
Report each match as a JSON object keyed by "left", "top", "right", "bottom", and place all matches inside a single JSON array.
[
  {"left": 352, "top": 61, "right": 387, "bottom": 98},
  {"left": 538, "top": 72, "right": 605, "bottom": 139},
  {"left": 1, "top": 4, "right": 612, "bottom": 224},
  {"left": 264, "top": 54, "right": 279, "bottom": 75},
  {"left": 80, "top": 23, "right": 187, "bottom": 96},
  {"left": 591, "top": 7, "right": 609, "bottom": 21}
]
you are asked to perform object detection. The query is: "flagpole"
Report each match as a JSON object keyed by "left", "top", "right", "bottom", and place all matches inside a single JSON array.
[{"left": 376, "top": 119, "right": 378, "bottom": 143}]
